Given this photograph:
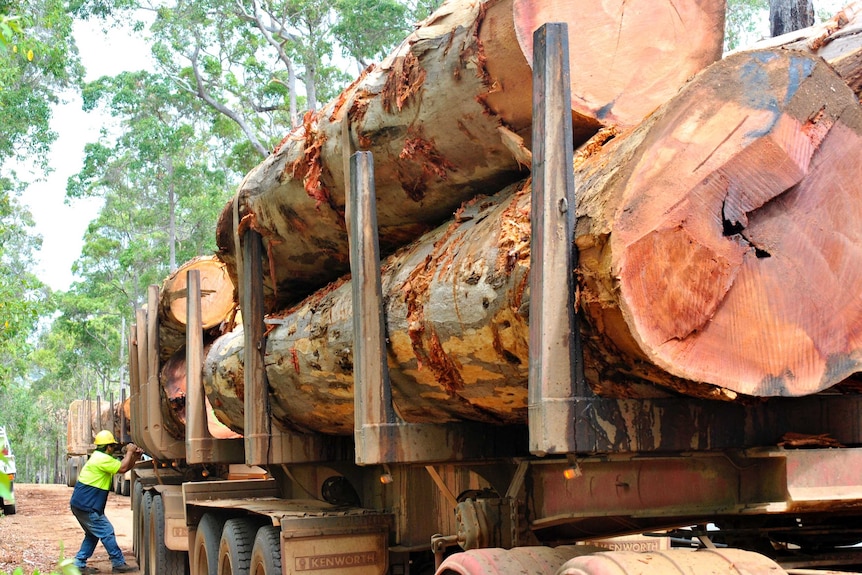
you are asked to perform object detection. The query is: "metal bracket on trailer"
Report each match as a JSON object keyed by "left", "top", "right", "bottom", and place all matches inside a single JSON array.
[{"left": 347, "top": 151, "right": 525, "bottom": 465}]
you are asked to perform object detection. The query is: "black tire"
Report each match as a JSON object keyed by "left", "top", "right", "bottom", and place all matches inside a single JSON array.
[
  {"left": 149, "top": 494, "right": 188, "bottom": 575},
  {"left": 217, "top": 518, "right": 260, "bottom": 575},
  {"left": 193, "top": 513, "right": 225, "bottom": 575},
  {"left": 2, "top": 503, "right": 15, "bottom": 515},
  {"left": 133, "top": 481, "right": 143, "bottom": 557},
  {"left": 249, "top": 526, "right": 281, "bottom": 575},
  {"left": 141, "top": 490, "right": 154, "bottom": 575},
  {"left": 122, "top": 478, "right": 131, "bottom": 497}
]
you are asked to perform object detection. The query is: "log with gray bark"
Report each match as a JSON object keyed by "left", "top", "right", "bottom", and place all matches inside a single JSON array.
[
  {"left": 215, "top": 0, "right": 726, "bottom": 313},
  {"left": 197, "top": 47, "right": 862, "bottom": 436}
]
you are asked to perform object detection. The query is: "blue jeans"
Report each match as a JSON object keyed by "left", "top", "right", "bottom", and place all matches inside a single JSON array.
[{"left": 71, "top": 506, "right": 127, "bottom": 568}]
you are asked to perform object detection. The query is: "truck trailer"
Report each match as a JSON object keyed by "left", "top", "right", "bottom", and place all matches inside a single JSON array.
[{"left": 126, "top": 3, "right": 862, "bottom": 575}]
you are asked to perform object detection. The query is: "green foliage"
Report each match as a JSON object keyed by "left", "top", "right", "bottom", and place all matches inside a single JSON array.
[
  {"left": 0, "top": 0, "right": 83, "bottom": 167},
  {"left": 0, "top": 188, "right": 50, "bottom": 387},
  {"left": 725, "top": 0, "right": 769, "bottom": 51}
]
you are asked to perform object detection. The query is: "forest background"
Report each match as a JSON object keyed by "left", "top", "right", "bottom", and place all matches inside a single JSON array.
[{"left": 0, "top": 0, "right": 849, "bottom": 483}]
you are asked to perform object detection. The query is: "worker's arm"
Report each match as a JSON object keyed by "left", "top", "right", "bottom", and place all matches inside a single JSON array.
[{"left": 118, "top": 443, "right": 143, "bottom": 474}]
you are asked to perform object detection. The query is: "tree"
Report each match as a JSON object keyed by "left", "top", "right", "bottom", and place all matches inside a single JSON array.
[
  {"left": 68, "top": 71, "right": 233, "bottom": 290},
  {"left": 768, "top": 0, "right": 814, "bottom": 36},
  {"left": 725, "top": 0, "right": 769, "bottom": 50}
]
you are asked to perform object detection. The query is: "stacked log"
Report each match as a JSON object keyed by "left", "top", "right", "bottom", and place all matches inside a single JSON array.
[
  {"left": 200, "top": 46, "right": 862, "bottom": 435},
  {"left": 132, "top": 0, "right": 862, "bottom": 441},
  {"left": 215, "top": 0, "right": 726, "bottom": 313},
  {"left": 157, "top": 255, "right": 237, "bottom": 361}
]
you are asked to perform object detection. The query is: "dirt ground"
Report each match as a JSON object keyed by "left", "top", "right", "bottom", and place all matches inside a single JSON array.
[{"left": 0, "top": 483, "right": 135, "bottom": 574}]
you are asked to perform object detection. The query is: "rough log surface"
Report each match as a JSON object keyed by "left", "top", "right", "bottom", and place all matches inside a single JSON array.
[
  {"left": 157, "top": 256, "right": 237, "bottom": 361},
  {"left": 198, "top": 49, "right": 862, "bottom": 438},
  {"left": 216, "top": 0, "right": 725, "bottom": 313},
  {"left": 160, "top": 348, "right": 241, "bottom": 440}
]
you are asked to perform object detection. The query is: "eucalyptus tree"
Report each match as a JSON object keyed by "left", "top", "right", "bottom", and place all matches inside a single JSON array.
[{"left": 67, "top": 70, "right": 234, "bottom": 308}]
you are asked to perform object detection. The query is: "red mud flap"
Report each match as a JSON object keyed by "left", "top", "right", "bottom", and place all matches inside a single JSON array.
[
  {"left": 437, "top": 547, "right": 786, "bottom": 575},
  {"left": 557, "top": 548, "right": 786, "bottom": 575},
  {"left": 435, "top": 546, "right": 604, "bottom": 575}
]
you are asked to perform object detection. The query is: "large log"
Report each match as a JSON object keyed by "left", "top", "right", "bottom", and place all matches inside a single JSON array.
[
  {"left": 157, "top": 256, "right": 237, "bottom": 361},
  {"left": 216, "top": 0, "right": 726, "bottom": 313},
  {"left": 199, "top": 48, "right": 862, "bottom": 436},
  {"left": 575, "top": 48, "right": 862, "bottom": 398}
]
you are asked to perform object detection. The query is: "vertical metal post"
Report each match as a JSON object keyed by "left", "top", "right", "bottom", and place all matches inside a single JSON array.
[
  {"left": 243, "top": 229, "right": 270, "bottom": 466},
  {"left": 349, "top": 152, "right": 398, "bottom": 464},
  {"left": 135, "top": 308, "right": 154, "bottom": 455},
  {"left": 186, "top": 269, "right": 213, "bottom": 463},
  {"left": 528, "top": 22, "right": 581, "bottom": 455},
  {"left": 146, "top": 285, "right": 185, "bottom": 459}
]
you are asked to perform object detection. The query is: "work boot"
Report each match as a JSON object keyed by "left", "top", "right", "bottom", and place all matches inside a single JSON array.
[
  {"left": 78, "top": 567, "right": 99, "bottom": 574},
  {"left": 111, "top": 564, "right": 138, "bottom": 573}
]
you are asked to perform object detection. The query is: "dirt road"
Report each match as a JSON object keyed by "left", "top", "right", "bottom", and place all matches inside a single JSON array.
[{"left": 0, "top": 483, "right": 135, "bottom": 574}]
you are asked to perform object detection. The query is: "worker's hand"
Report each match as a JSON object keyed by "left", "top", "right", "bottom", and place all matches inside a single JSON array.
[{"left": 126, "top": 442, "right": 143, "bottom": 455}]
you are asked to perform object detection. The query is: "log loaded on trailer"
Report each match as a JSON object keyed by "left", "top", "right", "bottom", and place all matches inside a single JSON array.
[{"left": 127, "top": 1, "right": 862, "bottom": 574}]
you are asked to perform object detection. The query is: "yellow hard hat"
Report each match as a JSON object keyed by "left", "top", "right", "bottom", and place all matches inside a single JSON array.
[{"left": 93, "top": 430, "right": 118, "bottom": 446}]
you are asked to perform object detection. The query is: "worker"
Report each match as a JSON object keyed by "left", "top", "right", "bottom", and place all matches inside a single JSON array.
[{"left": 70, "top": 429, "right": 143, "bottom": 574}]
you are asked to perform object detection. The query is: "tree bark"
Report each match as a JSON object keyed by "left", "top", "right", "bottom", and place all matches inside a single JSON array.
[
  {"left": 769, "top": 0, "right": 814, "bottom": 37},
  {"left": 157, "top": 256, "right": 237, "bottom": 361},
  {"left": 198, "top": 48, "right": 862, "bottom": 437},
  {"left": 216, "top": 0, "right": 726, "bottom": 313}
]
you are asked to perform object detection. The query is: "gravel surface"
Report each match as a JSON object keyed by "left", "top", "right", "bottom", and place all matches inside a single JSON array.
[{"left": 0, "top": 483, "right": 135, "bottom": 574}]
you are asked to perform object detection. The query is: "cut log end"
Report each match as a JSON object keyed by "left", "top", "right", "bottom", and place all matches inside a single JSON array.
[
  {"left": 159, "top": 255, "right": 236, "bottom": 330},
  {"left": 512, "top": 0, "right": 725, "bottom": 129},
  {"left": 609, "top": 49, "right": 862, "bottom": 397}
]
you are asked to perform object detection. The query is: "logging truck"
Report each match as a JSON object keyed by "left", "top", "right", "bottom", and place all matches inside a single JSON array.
[{"left": 127, "top": 1, "right": 862, "bottom": 574}]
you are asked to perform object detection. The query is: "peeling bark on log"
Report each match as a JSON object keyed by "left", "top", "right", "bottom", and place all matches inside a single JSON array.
[
  {"left": 216, "top": 0, "right": 726, "bottom": 314},
  {"left": 575, "top": 48, "right": 862, "bottom": 398},
  {"left": 745, "top": 1, "right": 862, "bottom": 98},
  {"left": 206, "top": 184, "right": 536, "bottom": 436},
  {"left": 157, "top": 256, "right": 237, "bottom": 361},
  {"left": 198, "top": 49, "right": 862, "bottom": 437}
]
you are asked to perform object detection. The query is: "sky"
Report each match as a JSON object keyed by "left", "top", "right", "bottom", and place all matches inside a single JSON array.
[
  {"left": 18, "top": 1, "right": 853, "bottom": 292},
  {"left": 19, "top": 19, "right": 153, "bottom": 292}
]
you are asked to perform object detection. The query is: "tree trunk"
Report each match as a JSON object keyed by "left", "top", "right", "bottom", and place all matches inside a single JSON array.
[
  {"left": 198, "top": 48, "right": 862, "bottom": 437},
  {"left": 769, "top": 0, "right": 814, "bottom": 37},
  {"left": 157, "top": 256, "right": 237, "bottom": 361},
  {"left": 216, "top": 0, "right": 726, "bottom": 313}
]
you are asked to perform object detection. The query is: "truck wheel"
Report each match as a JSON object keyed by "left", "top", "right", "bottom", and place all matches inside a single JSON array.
[
  {"left": 249, "top": 526, "right": 281, "bottom": 575},
  {"left": 217, "top": 518, "right": 259, "bottom": 575},
  {"left": 193, "top": 513, "right": 225, "bottom": 575},
  {"left": 141, "top": 490, "right": 154, "bottom": 575},
  {"left": 148, "top": 493, "right": 188, "bottom": 575},
  {"left": 122, "top": 478, "right": 131, "bottom": 496}
]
